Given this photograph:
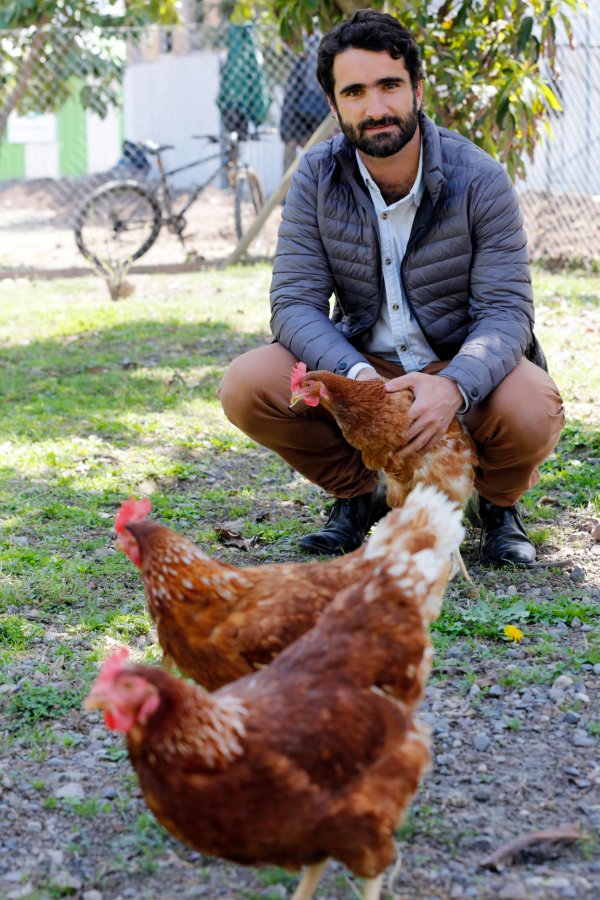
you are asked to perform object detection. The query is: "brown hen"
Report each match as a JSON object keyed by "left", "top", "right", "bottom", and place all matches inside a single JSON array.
[
  {"left": 290, "top": 362, "right": 477, "bottom": 584},
  {"left": 115, "top": 486, "right": 446, "bottom": 691},
  {"left": 87, "top": 484, "right": 464, "bottom": 900}
]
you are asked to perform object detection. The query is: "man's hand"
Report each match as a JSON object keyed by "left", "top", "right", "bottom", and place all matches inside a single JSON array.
[{"left": 385, "top": 372, "right": 463, "bottom": 456}]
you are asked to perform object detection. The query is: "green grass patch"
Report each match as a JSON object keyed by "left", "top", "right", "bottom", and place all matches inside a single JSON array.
[
  {"left": 6, "top": 683, "right": 83, "bottom": 730},
  {"left": 0, "top": 263, "right": 598, "bottom": 750}
]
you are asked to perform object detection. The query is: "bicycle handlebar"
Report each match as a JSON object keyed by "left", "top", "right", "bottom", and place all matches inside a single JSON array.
[{"left": 192, "top": 130, "right": 274, "bottom": 143}]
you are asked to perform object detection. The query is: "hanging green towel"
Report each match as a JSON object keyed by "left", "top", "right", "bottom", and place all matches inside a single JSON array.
[{"left": 217, "top": 24, "right": 271, "bottom": 130}]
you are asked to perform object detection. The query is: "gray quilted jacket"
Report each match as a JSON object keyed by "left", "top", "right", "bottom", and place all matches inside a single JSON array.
[{"left": 270, "top": 112, "right": 541, "bottom": 407}]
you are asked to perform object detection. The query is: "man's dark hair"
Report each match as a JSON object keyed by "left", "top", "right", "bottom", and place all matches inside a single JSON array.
[{"left": 317, "top": 8, "right": 423, "bottom": 100}]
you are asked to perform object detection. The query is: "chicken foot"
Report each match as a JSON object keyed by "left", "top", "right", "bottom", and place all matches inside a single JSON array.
[
  {"left": 451, "top": 549, "right": 478, "bottom": 598},
  {"left": 291, "top": 859, "right": 329, "bottom": 900}
]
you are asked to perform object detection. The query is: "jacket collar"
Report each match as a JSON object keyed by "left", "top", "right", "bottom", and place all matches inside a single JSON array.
[{"left": 333, "top": 112, "right": 447, "bottom": 207}]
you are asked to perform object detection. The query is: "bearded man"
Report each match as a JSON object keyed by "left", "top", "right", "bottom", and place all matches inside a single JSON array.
[{"left": 219, "top": 8, "right": 565, "bottom": 568}]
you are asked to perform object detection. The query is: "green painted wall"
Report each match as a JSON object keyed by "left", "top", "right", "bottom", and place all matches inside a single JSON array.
[
  {"left": 0, "top": 141, "right": 25, "bottom": 181},
  {"left": 57, "top": 81, "right": 87, "bottom": 177}
]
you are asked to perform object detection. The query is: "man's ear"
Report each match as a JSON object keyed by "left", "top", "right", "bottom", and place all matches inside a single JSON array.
[
  {"left": 415, "top": 80, "right": 423, "bottom": 111},
  {"left": 327, "top": 96, "right": 338, "bottom": 119}
]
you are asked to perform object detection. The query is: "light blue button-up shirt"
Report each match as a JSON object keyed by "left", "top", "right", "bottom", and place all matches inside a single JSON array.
[{"left": 349, "top": 147, "right": 439, "bottom": 378}]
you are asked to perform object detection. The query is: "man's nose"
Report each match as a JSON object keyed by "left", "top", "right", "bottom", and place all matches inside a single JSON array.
[{"left": 364, "top": 90, "right": 391, "bottom": 120}]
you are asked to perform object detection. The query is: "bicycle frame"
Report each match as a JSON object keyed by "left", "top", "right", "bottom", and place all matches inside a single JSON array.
[{"left": 154, "top": 142, "right": 246, "bottom": 223}]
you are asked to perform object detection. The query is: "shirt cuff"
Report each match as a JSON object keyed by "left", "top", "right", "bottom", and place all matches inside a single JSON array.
[
  {"left": 347, "top": 363, "right": 378, "bottom": 380},
  {"left": 440, "top": 375, "right": 470, "bottom": 415}
]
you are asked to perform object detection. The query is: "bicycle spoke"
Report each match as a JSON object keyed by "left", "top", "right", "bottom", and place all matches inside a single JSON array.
[{"left": 75, "top": 183, "right": 161, "bottom": 274}]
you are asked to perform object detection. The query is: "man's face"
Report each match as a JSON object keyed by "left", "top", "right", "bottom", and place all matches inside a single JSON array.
[{"left": 329, "top": 48, "right": 422, "bottom": 158}]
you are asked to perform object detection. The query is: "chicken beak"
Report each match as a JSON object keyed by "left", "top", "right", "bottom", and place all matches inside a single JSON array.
[
  {"left": 289, "top": 392, "right": 304, "bottom": 410},
  {"left": 83, "top": 687, "right": 108, "bottom": 712}
]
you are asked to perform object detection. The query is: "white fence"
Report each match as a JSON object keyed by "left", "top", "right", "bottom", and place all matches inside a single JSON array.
[{"left": 0, "top": 20, "right": 598, "bottom": 273}]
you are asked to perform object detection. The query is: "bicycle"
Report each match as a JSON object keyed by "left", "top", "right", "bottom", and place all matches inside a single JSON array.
[{"left": 74, "top": 131, "right": 266, "bottom": 278}]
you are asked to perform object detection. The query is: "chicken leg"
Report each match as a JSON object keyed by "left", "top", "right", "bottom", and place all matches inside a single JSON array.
[
  {"left": 291, "top": 859, "right": 329, "bottom": 900},
  {"left": 363, "top": 873, "right": 384, "bottom": 899}
]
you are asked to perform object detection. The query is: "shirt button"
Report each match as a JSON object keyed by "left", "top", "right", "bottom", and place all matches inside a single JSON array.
[
  {"left": 392, "top": 304, "right": 399, "bottom": 311},
  {"left": 400, "top": 344, "right": 408, "bottom": 352},
  {"left": 385, "top": 258, "right": 392, "bottom": 265},
  {"left": 381, "top": 212, "right": 388, "bottom": 220}
]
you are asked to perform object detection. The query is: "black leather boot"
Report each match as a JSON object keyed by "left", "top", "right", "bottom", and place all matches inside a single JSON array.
[
  {"left": 299, "top": 482, "right": 390, "bottom": 555},
  {"left": 467, "top": 493, "right": 536, "bottom": 567}
]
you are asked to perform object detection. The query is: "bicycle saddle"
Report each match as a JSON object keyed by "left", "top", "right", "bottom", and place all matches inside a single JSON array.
[{"left": 141, "top": 140, "right": 174, "bottom": 155}]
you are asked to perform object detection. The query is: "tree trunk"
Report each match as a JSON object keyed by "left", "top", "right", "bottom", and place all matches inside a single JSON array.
[{"left": 0, "top": 25, "right": 48, "bottom": 145}]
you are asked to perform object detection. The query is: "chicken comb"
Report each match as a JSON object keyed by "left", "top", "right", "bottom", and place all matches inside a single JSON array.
[
  {"left": 114, "top": 496, "right": 152, "bottom": 534},
  {"left": 290, "top": 361, "right": 307, "bottom": 392},
  {"left": 95, "top": 647, "right": 131, "bottom": 686}
]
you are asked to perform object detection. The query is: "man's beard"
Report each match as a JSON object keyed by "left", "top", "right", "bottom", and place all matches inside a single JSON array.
[{"left": 337, "top": 97, "right": 419, "bottom": 158}]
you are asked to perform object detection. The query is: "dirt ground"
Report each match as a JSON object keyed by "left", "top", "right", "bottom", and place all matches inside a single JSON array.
[
  {"left": 1, "top": 451, "right": 599, "bottom": 900},
  {"left": 0, "top": 177, "right": 281, "bottom": 275},
  {"left": 0, "top": 177, "right": 598, "bottom": 276}
]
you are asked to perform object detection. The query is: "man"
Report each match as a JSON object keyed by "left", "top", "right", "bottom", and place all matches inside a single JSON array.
[{"left": 219, "top": 9, "right": 565, "bottom": 567}]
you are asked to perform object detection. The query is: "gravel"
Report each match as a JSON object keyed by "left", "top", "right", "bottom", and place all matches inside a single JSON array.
[{"left": 0, "top": 503, "right": 598, "bottom": 899}]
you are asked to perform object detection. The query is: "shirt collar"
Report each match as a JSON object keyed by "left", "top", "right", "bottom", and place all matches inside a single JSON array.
[{"left": 356, "top": 140, "right": 424, "bottom": 210}]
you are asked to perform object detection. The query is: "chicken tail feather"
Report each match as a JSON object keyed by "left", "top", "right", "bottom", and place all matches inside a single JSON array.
[{"left": 363, "top": 484, "right": 464, "bottom": 620}]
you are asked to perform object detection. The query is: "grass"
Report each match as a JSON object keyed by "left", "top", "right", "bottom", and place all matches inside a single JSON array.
[
  {"left": 0, "top": 266, "right": 600, "bottom": 680},
  {"left": 0, "top": 263, "right": 598, "bottom": 746}
]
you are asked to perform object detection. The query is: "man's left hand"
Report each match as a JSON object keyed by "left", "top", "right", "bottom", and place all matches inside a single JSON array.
[{"left": 384, "top": 372, "right": 463, "bottom": 456}]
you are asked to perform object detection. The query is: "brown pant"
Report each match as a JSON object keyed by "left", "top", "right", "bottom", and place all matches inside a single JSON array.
[{"left": 218, "top": 343, "right": 565, "bottom": 507}]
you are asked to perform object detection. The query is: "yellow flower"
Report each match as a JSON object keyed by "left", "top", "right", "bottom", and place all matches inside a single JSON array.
[{"left": 503, "top": 624, "right": 524, "bottom": 643}]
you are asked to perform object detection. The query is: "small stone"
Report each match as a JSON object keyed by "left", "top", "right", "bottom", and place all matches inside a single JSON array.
[
  {"left": 46, "top": 850, "right": 64, "bottom": 867},
  {"left": 572, "top": 729, "right": 595, "bottom": 747},
  {"left": 55, "top": 782, "right": 84, "bottom": 800},
  {"left": 506, "top": 585, "right": 518, "bottom": 596},
  {"left": 468, "top": 683, "right": 481, "bottom": 698},
  {"left": 7, "top": 887, "right": 32, "bottom": 900},
  {"left": 52, "top": 871, "right": 82, "bottom": 891},
  {"left": 83, "top": 892, "right": 104, "bottom": 900},
  {"left": 473, "top": 733, "right": 491, "bottom": 752},
  {"left": 569, "top": 566, "right": 586, "bottom": 583},
  {"left": 100, "top": 786, "right": 118, "bottom": 800},
  {"left": 488, "top": 684, "right": 504, "bottom": 697},
  {"left": 563, "top": 710, "right": 581, "bottom": 725},
  {"left": 497, "top": 880, "right": 529, "bottom": 900},
  {"left": 574, "top": 691, "right": 590, "bottom": 704},
  {"left": 2, "top": 871, "right": 26, "bottom": 884},
  {"left": 570, "top": 616, "right": 583, "bottom": 629},
  {"left": 553, "top": 674, "right": 574, "bottom": 691},
  {"left": 593, "top": 664, "right": 600, "bottom": 676}
]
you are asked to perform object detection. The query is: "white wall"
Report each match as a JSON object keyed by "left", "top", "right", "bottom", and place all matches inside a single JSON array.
[
  {"left": 122, "top": 48, "right": 287, "bottom": 195},
  {"left": 86, "top": 106, "right": 122, "bottom": 173},
  {"left": 124, "top": 50, "right": 223, "bottom": 188}
]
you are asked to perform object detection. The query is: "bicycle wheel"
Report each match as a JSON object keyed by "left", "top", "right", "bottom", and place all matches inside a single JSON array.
[
  {"left": 74, "top": 180, "right": 162, "bottom": 273},
  {"left": 234, "top": 169, "right": 264, "bottom": 241}
]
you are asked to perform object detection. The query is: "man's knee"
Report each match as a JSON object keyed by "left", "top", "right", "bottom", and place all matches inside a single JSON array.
[
  {"left": 467, "top": 359, "right": 564, "bottom": 456},
  {"left": 219, "top": 343, "right": 297, "bottom": 435},
  {"left": 218, "top": 353, "right": 260, "bottom": 430}
]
